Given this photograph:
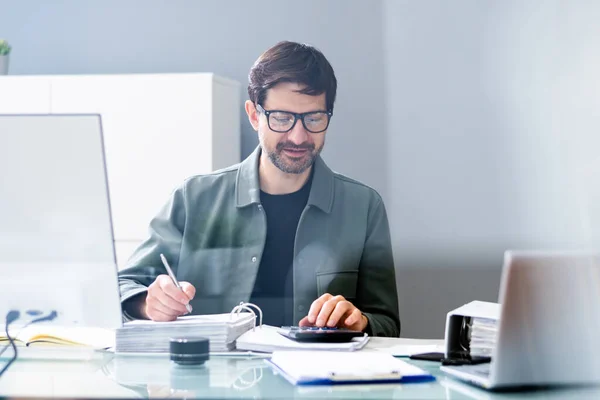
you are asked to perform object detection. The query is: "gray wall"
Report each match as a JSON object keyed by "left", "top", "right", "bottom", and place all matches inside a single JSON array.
[
  {"left": 0, "top": 0, "right": 389, "bottom": 200},
  {"left": 384, "top": 0, "right": 600, "bottom": 337},
  {"left": 3, "top": 0, "right": 600, "bottom": 338}
]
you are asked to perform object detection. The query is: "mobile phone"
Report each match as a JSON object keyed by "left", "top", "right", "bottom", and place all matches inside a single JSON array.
[
  {"left": 278, "top": 326, "right": 364, "bottom": 343},
  {"left": 410, "top": 351, "right": 491, "bottom": 365},
  {"left": 441, "top": 355, "right": 491, "bottom": 365},
  {"left": 409, "top": 352, "right": 445, "bottom": 362}
]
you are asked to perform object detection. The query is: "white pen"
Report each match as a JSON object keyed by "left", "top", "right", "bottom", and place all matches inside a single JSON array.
[{"left": 160, "top": 253, "right": 193, "bottom": 314}]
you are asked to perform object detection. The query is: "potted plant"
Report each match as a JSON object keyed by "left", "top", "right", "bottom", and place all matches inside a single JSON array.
[{"left": 0, "top": 39, "right": 11, "bottom": 75}]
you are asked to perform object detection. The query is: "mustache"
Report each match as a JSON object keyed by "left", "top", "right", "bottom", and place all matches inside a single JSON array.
[{"left": 276, "top": 142, "right": 315, "bottom": 151}]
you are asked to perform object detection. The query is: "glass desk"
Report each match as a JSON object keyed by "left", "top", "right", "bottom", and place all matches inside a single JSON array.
[{"left": 1, "top": 350, "right": 600, "bottom": 399}]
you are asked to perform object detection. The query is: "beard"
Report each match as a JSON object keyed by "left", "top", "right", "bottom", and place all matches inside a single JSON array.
[{"left": 263, "top": 140, "right": 324, "bottom": 174}]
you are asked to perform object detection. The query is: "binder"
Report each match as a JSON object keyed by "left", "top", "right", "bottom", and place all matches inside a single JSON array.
[
  {"left": 444, "top": 300, "right": 500, "bottom": 358},
  {"left": 266, "top": 351, "right": 435, "bottom": 385},
  {"left": 114, "top": 301, "right": 372, "bottom": 355},
  {"left": 115, "top": 302, "right": 261, "bottom": 353}
]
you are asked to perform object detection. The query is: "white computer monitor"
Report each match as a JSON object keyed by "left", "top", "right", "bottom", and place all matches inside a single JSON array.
[{"left": 0, "top": 114, "right": 122, "bottom": 329}]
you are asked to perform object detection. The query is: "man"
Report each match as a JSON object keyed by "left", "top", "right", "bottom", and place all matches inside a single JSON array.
[{"left": 118, "top": 41, "right": 400, "bottom": 337}]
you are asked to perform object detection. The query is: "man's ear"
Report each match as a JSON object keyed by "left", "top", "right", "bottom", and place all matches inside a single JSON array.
[{"left": 245, "top": 100, "right": 259, "bottom": 131}]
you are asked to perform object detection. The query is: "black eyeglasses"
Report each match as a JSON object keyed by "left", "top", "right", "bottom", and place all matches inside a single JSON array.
[{"left": 256, "top": 104, "right": 332, "bottom": 133}]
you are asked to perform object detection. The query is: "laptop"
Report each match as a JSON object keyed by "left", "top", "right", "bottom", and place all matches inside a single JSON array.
[{"left": 441, "top": 250, "right": 600, "bottom": 390}]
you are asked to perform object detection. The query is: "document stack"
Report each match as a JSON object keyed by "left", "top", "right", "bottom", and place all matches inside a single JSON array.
[
  {"left": 468, "top": 317, "right": 498, "bottom": 357},
  {"left": 115, "top": 312, "right": 255, "bottom": 353}
]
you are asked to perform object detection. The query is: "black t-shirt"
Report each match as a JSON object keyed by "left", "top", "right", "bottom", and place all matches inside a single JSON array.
[{"left": 249, "top": 176, "right": 312, "bottom": 327}]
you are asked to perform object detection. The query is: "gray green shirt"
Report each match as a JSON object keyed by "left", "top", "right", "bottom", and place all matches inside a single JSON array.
[{"left": 118, "top": 146, "right": 400, "bottom": 337}]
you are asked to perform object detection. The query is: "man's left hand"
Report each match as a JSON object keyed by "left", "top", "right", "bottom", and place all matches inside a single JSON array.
[{"left": 298, "top": 293, "right": 368, "bottom": 332}]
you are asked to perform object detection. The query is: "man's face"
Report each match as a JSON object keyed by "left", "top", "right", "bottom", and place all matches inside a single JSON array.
[{"left": 250, "top": 82, "right": 328, "bottom": 174}]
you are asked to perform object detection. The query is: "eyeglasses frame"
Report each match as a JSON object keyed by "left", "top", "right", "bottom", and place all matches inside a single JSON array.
[{"left": 256, "top": 103, "right": 333, "bottom": 133}]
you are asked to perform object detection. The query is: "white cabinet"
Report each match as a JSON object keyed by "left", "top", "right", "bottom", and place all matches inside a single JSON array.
[
  {"left": 0, "top": 76, "right": 52, "bottom": 113},
  {"left": 0, "top": 73, "right": 241, "bottom": 269}
]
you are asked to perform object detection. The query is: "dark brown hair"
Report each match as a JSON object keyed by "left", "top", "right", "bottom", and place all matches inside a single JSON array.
[{"left": 248, "top": 41, "right": 337, "bottom": 112}]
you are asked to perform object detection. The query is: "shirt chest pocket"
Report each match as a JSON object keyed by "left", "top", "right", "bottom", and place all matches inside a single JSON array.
[{"left": 316, "top": 270, "right": 358, "bottom": 300}]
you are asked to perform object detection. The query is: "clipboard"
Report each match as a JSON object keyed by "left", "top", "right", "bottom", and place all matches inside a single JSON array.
[{"left": 266, "top": 351, "right": 435, "bottom": 385}]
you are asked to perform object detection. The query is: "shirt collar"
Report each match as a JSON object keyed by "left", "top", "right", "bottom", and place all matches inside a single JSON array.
[{"left": 235, "top": 146, "right": 334, "bottom": 213}]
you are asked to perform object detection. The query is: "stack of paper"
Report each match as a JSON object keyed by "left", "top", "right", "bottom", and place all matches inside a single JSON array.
[
  {"left": 235, "top": 325, "right": 369, "bottom": 353},
  {"left": 469, "top": 317, "right": 498, "bottom": 357},
  {"left": 115, "top": 312, "right": 255, "bottom": 353},
  {"left": 268, "top": 351, "right": 435, "bottom": 385}
]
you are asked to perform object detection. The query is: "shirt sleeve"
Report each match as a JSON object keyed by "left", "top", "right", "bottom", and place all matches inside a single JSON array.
[
  {"left": 356, "top": 196, "right": 401, "bottom": 337},
  {"left": 118, "top": 183, "right": 187, "bottom": 320}
]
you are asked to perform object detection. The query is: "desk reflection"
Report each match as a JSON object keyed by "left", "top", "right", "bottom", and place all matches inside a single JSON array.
[
  {"left": 101, "top": 355, "right": 447, "bottom": 399},
  {"left": 103, "top": 355, "right": 282, "bottom": 398}
]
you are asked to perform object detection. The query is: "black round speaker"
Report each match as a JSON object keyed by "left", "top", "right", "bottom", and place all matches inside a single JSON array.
[{"left": 169, "top": 336, "right": 210, "bottom": 366}]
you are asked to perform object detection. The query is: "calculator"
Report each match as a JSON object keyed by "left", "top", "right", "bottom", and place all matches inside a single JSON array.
[{"left": 278, "top": 326, "right": 365, "bottom": 343}]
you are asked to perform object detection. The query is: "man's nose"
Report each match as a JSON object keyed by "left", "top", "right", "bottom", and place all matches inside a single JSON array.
[{"left": 287, "top": 119, "right": 309, "bottom": 144}]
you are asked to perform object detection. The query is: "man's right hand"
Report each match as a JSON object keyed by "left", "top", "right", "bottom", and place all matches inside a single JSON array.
[{"left": 141, "top": 274, "right": 196, "bottom": 321}]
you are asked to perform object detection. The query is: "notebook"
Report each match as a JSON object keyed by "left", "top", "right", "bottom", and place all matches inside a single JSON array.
[
  {"left": 235, "top": 325, "right": 369, "bottom": 353},
  {"left": 267, "top": 351, "right": 435, "bottom": 385},
  {"left": 0, "top": 325, "right": 114, "bottom": 349},
  {"left": 115, "top": 312, "right": 255, "bottom": 353}
]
